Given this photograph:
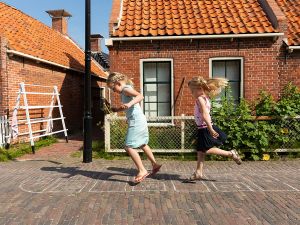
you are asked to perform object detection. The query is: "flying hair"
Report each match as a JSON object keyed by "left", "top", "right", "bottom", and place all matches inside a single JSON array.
[
  {"left": 107, "top": 72, "right": 134, "bottom": 86},
  {"left": 188, "top": 76, "right": 228, "bottom": 97}
]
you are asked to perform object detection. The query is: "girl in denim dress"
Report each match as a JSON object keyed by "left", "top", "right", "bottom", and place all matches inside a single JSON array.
[{"left": 107, "top": 72, "right": 162, "bottom": 183}]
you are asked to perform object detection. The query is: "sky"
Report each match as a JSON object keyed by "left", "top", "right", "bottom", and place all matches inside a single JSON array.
[{"left": 3, "top": 0, "right": 113, "bottom": 53}]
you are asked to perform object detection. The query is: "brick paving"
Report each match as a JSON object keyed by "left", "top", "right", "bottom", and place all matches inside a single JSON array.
[{"left": 0, "top": 141, "right": 299, "bottom": 225}]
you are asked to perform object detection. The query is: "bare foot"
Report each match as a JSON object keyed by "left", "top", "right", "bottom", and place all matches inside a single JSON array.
[
  {"left": 188, "top": 171, "right": 203, "bottom": 181},
  {"left": 230, "top": 150, "right": 242, "bottom": 165},
  {"left": 134, "top": 171, "right": 150, "bottom": 183}
]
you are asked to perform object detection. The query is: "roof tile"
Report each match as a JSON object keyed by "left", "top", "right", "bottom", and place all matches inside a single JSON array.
[
  {"left": 113, "top": 0, "right": 276, "bottom": 37},
  {"left": 0, "top": 3, "right": 106, "bottom": 77},
  {"left": 275, "top": 0, "right": 300, "bottom": 46}
]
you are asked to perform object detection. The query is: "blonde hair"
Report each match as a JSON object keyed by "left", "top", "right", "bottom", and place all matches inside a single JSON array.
[
  {"left": 188, "top": 76, "right": 228, "bottom": 97},
  {"left": 106, "top": 72, "right": 134, "bottom": 86}
]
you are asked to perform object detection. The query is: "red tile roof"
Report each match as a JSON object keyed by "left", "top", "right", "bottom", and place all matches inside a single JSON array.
[
  {"left": 112, "top": 0, "right": 276, "bottom": 37},
  {"left": 275, "top": 0, "right": 300, "bottom": 46},
  {"left": 0, "top": 3, "right": 107, "bottom": 78}
]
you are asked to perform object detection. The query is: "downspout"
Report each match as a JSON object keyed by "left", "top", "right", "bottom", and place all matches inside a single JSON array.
[{"left": 0, "top": 36, "right": 9, "bottom": 115}]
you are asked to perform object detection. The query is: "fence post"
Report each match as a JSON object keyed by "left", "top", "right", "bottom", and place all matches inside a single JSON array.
[
  {"left": 0, "top": 116, "right": 4, "bottom": 148},
  {"left": 181, "top": 114, "right": 185, "bottom": 150},
  {"left": 104, "top": 114, "right": 111, "bottom": 152},
  {"left": 0, "top": 115, "right": 9, "bottom": 149}
]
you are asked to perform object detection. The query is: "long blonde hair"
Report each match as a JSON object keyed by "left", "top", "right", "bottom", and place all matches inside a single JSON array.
[
  {"left": 106, "top": 72, "right": 134, "bottom": 86},
  {"left": 188, "top": 76, "right": 228, "bottom": 97}
]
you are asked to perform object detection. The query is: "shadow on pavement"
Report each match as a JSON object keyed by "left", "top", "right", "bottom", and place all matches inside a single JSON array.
[
  {"left": 41, "top": 166, "right": 217, "bottom": 186},
  {"left": 41, "top": 166, "right": 129, "bottom": 183}
]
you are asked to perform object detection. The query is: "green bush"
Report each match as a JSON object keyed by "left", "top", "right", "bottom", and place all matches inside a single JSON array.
[
  {"left": 275, "top": 83, "right": 300, "bottom": 116},
  {"left": 255, "top": 82, "right": 300, "bottom": 116},
  {"left": 212, "top": 83, "right": 300, "bottom": 160}
]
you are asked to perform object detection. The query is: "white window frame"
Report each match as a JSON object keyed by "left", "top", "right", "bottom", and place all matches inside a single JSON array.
[
  {"left": 140, "top": 58, "right": 174, "bottom": 126},
  {"left": 209, "top": 57, "right": 244, "bottom": 99}
]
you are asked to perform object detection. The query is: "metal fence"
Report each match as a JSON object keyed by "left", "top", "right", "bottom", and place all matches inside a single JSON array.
[
  {"left": 0, "top": 115, "right": 10, "bottom": 149},
  {"left": 104, "top": 114, "right": 300, "bottom": 153},
  {"left": 271, "top": 116, "right": 300, "bottom": 152}
]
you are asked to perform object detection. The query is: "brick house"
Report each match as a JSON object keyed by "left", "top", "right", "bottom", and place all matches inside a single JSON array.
[
  {"left": 0, "top": 3, "right": 108, "bottom": 138},
  {"left": 106, "top": 0, "right": 299, "bottom": 118}
]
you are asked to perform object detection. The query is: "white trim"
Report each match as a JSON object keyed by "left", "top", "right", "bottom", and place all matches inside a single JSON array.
[
  {"left": 283, "top": 38, "right": 300, "bottom": 51},
  {"left": 6, "top": 50, "right": 106, "bottom": 79},
  {"left": 100, "top": 86, "right": 106, "bottom": 99},
  {"left": 209, "top": 57, "right": 244, "bottom": 99},
  {"left": 106, "top": 33, "right": 284, "bottom": 46},
  {"left": 288, "top": 46, "right": 300, "bottom": 50},
  {"left": 140, "top": 58, "right": 174, "bottom": 121}
]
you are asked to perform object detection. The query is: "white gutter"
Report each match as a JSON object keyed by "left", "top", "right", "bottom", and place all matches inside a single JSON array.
[
  {"left": 288, "top": 46, "right": 300, "bottom": 50},
  {"left": 6, "top": 49, "right": 106, "bottom": 79},
  {"left": 105, "top": 33, "right": 284, "bottom": 46}
]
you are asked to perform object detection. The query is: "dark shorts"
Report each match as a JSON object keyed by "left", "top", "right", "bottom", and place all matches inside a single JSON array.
[{"left": 196, "top": 125, "right": 227, "bottom": 152}]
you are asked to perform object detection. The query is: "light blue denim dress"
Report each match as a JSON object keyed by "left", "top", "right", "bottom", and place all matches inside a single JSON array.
[{"left": 121, "top": 85, "right": 149, "bottom": 148}]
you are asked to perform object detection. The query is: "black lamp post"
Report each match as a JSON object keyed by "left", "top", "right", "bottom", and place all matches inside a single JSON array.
[{"left": 83, "top": 0, "right": 92, "bottom": 163}]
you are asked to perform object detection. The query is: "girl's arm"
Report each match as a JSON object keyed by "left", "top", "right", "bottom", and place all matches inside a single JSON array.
[
  {"left": 111, "top": 106, "right": 126, "bottom": 112},
  {"left": 197, "top": 96, "right": 219, "bottom": 138},
  {"left": 122, "top": 87, "right": 144, "bottom": 108}
]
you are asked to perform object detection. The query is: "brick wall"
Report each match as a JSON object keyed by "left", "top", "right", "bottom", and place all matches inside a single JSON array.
[
  {"left": 0, "top": 49, "right": 105, "bottom": 141},
  {"left": 278, "top": 48, "right": 300, "bottom": 89},
  {"left": 108, "top": 37, "right": 299, "bottom": 116}
]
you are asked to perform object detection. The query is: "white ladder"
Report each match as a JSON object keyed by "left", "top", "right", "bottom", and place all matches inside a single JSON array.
[{"left": 13, "top": 82, "right": 68, "bottom": 153}]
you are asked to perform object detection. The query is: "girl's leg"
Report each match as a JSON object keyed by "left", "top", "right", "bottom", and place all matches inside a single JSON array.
[
  {"left": 189, "top": 151, "right": 205, "bottom": 180},
  {"left": 196, "top": 151, "right": 206, "bottom": 177},
  {"left": 125, "top": 147, "right": 148, "bottom": 177},
  {"left": 206, "top": 147, "right": 232, "bottom": 157},
  {"left": 140, "top": 144, "right": 162, "bottom": 171},
  {"left": 206, "top": 147, "right": 242, "bottom": 164}
]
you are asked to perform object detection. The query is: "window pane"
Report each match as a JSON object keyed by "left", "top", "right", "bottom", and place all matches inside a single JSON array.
[
  {"left": 226, "top": 61, "right": 240, "bottom": 81},
  {"left": 158, "top": 103, "right": 171, "bottom": 116},
  {"left": 144, "top": 63, "right": 156, "bottom": 82},
  {"left": 157, "top": 62, "right": 170, "bottom": 82},
  {"left": 158, "top": 84, "right": 170, "bottom": 102},
  {"left": 228, "top": 82, "right": 240, "bottom": 101},
  {"left": 212, "top": 61, "right": 225, "bottom": 78},
  {"left": 144, "top": 84, "right": 156, "bottom": 102},
  {"left": 145, "top": 95, "right": 157, "bottom": 102},
  {"left": 144, "top": 103, "right": 157, "bottom": 117}
]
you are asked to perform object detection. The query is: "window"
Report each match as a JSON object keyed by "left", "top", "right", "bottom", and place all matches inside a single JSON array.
[
  {"left": 142, "top": 61, "right": 172, "bottom": 117},
  {"left": 210, "top": 58, "right": 243, "bottom": 104}
]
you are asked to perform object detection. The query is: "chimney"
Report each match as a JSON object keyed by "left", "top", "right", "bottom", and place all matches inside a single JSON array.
[
  {"left": 46, "top": 9, "right": 72, "bottom": 35},
  {"left": 91, "top": 34, "right": 103, "bottom": 52}
]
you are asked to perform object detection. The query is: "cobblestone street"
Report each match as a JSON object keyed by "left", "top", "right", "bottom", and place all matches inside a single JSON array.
[{"left": 0, "top": 141, "right": 299, "bottom": 225}]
